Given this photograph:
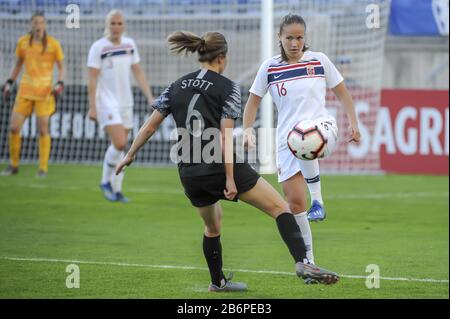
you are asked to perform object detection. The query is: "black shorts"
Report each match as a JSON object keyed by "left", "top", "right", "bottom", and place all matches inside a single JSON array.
[{"left": 180, "top": 163, "right": 260, "bottom": 207}]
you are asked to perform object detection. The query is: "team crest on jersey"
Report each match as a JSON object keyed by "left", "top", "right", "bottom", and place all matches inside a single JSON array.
[{"left": 307, "top": 64, "right": 315, "bottom": 76}]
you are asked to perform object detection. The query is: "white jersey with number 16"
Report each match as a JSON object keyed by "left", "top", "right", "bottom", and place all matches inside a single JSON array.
[{"left": 249, "top": 50, "right": 343, "bottom": 152}]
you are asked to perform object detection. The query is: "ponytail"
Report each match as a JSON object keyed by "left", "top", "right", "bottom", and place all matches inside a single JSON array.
[{"left": 168, "top": 31, "right": 228, "bottom": 63}]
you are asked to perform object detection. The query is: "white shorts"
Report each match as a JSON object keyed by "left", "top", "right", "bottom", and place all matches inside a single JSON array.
[
  {"left": 318, "top": 117, "right": 338, "bottom": 158},
  {"left": 277, "top": 147, "right": 304, "bottom": 183},
  {"left": 277, "top": 116, "right": 338, "bottom": 183},
  {"left": 97, "top": 105, "right": 134, "bottom": 130}
]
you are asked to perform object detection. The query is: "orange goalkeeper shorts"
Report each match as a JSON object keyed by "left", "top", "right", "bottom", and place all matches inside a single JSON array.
[{"left": 13, "top": 95, "right": 56, "bottom": 117}]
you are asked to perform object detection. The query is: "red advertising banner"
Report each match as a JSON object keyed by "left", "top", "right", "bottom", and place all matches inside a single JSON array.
[{"left": 379, "top": 89, "right": 448, "bottom": 175}]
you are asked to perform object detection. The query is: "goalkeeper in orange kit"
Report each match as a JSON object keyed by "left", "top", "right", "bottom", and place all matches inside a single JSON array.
[{"left": 1, "top": 10, "right": 64, "bottom": 177}]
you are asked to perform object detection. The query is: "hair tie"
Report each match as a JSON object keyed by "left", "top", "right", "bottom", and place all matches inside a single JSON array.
[{"left": 198, "top": 39, "right": 206, "bottom": 53}]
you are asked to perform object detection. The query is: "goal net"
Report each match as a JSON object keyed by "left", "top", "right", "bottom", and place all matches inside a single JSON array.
[{"left": 0, "top": 0, "right": 390, "bottom": 173}]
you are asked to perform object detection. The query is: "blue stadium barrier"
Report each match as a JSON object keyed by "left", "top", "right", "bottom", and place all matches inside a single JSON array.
[{"left": 389, "top": 0, "right": 449, "bottom": 36}]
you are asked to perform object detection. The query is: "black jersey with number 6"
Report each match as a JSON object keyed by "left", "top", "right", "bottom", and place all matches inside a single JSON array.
[{"left": 152, "top": 68, "right": 242, "bottom": 177}]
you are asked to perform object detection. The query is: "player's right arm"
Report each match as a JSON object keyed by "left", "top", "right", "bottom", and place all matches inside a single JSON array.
[
  {"left": 242, "top": 93, "right": 262, "bottom": 148},
  {"left": 87, "top": 67, "right": 99, "bottom": 121},
  {"left": 116, "top": 84, "right": 172, "bottom": 174},
  {"left": 115, "top": 110, "right": 165, "bottom": 174},
  {"left": 87, "top": 41, "right": 102, "bottom": 121},
  {"left": 243, "top": 59, "right": 270, "bottom": 149},
  {"left": 2, "top": 57, "right": 24, "bottom": 98}
]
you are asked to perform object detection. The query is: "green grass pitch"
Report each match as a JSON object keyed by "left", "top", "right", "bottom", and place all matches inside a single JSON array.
[{"left": 0, "top": 164, "right": 448, "bottom": 298}]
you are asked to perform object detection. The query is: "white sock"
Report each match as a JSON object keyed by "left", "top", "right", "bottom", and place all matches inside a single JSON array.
[
  {"left": 299, "top": 159, "right": 323, "bottom": 205},
  {"left": 294, "top": 212, "right": 314, "bottom": 264},
  {"left": 101, "top": 144, "right": 122, "bottom": 185},
  {"left": 111, "top": 169, "right": 125, "bottom": 193}
]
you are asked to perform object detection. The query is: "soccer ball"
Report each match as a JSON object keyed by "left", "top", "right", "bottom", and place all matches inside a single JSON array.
[{"left": 287, "top": 120, "right": 327, "bottom": 160}]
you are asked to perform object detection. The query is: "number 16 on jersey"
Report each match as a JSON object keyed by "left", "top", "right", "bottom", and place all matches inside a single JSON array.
[{"left": 276, "top": 82, "right": 287, "bottom": 96}]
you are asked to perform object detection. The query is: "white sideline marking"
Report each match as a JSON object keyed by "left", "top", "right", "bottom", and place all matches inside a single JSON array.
[
  {"left": 1, "top": 256, "right": 448, "bottom": 284},
  {"left": 1, "top": 183, "right": 448, "bottom": 199},
  {"left": 327, "top": 192, "right": 449, "bottom": 200}
]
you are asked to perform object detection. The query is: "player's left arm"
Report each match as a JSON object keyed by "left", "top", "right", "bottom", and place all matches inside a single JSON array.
[
  {"left": 116, "top": 110, "right": 165, "bottom": 174},
  {"left": 55, "top": 60, "right": 64, "bottom": 82},
  {"left": 131, "top": 63, "right": 154, "bottom": 105},
  {"left": 332, "top": 81, "right": 361, "bottom": 143},
  {"left": 53, "top": 42, "right": 65, "bottom": 97},
  {"left": 221, "top": 81, "right": 241, "bottom": 201},
  {"left": 221, "top": 118, "right": 237, "bottom": 200}
]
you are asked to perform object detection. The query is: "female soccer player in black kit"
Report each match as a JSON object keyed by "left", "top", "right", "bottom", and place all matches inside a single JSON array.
[{"left": 116, "top": 31, "right": 339, "bottom": 291}]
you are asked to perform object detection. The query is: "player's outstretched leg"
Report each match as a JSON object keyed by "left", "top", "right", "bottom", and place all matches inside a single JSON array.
[
  {"left": 239, "top": 177, "right": 339, "bottom": 285},
  {"left": 295, "top": 262, "right": 339, "bottom": 285},
  {"left": 298, "top": 160, "right": 326, "bottom": 222},
  {"left": 198, "top": 203, "right": 247, "bottom": 292}
]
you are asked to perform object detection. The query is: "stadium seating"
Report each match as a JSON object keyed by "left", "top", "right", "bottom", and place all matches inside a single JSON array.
[{"left": 0, "top": 0, "right": 267, "bottom": 15}]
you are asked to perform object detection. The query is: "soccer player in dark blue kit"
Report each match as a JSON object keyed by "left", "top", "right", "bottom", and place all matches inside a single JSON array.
[{"left": 116, "top": 30, "right": 339, "bottom": 291}]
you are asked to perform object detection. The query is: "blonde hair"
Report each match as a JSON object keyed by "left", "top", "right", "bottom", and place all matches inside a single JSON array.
[{"left": 103, "top": 9, "right": 125, "bottom": 38}]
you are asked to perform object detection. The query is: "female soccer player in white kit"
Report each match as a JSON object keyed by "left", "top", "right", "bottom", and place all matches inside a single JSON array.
[
  {"left": 87, "top": 9, "right": 154, "bottom": 202},
  {"left": 243, "top": 14, "right": 361, "bottom": 267}
]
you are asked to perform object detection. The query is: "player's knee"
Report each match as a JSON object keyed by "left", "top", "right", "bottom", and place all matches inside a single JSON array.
[
  {"left": 204, "top": 228, "right": 221, "bottom": 237},
  {"left": 267, "top": 200, "right": 290, "bottom": 217},
  {"left": 204, "top": 222, "right": 221, "bottom": 237},
  {"left": 9, "top": 125, "right": 21, "bottom": 134},
  {"left": 289, "top": 201, "right": 307, "bottom": 214},
  {"left": 113, "top": 140, "right": 127, "bottom": 151},
  {"left": 38, "top": 127, "right": 49, "bottom": 136}
]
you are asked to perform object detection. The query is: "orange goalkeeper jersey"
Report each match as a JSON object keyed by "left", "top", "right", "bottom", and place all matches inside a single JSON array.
[{"left": 15, "top": 33, "right": 64, "bottom": 100}]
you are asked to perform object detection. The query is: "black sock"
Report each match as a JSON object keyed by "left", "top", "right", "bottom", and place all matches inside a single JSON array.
[
  {"left": 276, "top": 212, "right": 307, "bottom": 263},
  {"left": 203, "top": 234, "right": 225, "bottom": 286}
]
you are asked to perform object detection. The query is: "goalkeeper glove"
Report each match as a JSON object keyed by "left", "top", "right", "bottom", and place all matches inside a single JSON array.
[
  {"left": 52, "top": 81, "right": 64, "bottom": 97},
  {"left": 2, "top": 79, "right": 14, "bottom": 99}
]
